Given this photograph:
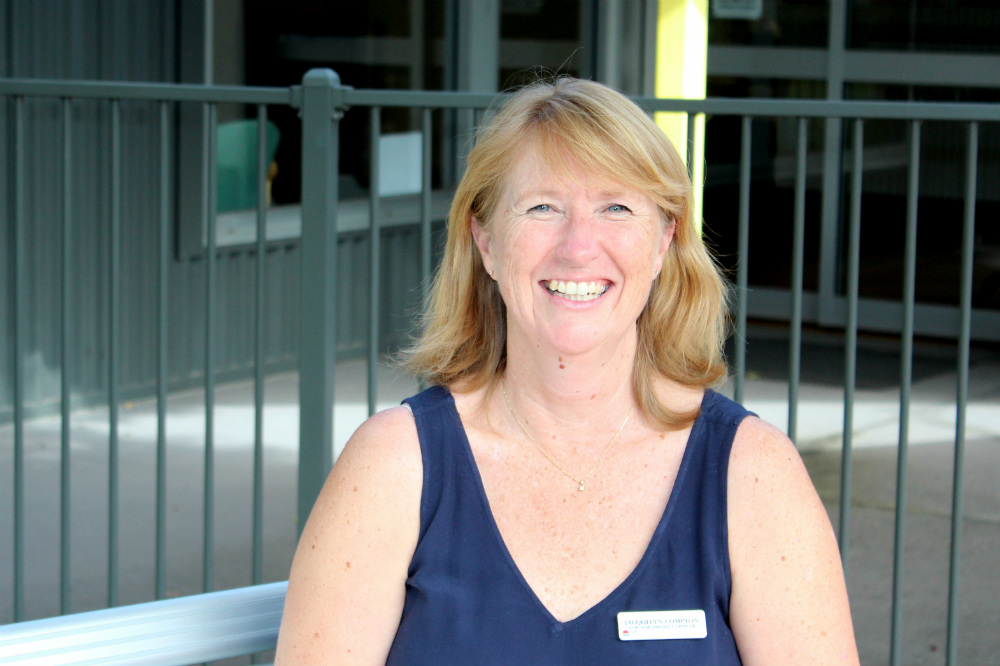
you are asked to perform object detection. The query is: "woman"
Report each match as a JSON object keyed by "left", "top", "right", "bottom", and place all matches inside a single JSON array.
[{"left": 274, "top": 78, "right": 859, "bottom": 665}]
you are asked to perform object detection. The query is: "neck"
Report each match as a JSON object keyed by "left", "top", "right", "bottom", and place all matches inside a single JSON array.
[{"left": 502, "top": 327, "right": 639, "bottom": 432}]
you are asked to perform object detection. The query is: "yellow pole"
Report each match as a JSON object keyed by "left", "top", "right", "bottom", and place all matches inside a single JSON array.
[{"left": 655, "top": 0, "right": 708, "bottom": 229}]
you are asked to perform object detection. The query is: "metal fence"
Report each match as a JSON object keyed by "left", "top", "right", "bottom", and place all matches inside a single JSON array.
[{"left": 1, "top": 69, "right": 998, "bottom": 665}]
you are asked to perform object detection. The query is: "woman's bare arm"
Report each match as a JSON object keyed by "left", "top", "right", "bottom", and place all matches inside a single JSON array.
[
  {"left": 274, "top": 406, "right": 422, "bottom": 666},
  {"left": 728, "top": 417, "right": 860, "bottom": 666}
]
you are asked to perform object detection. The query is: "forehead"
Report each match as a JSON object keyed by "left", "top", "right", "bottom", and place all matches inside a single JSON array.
[{"left": 503, "top": 141, "right": 644, "bottom": 200}]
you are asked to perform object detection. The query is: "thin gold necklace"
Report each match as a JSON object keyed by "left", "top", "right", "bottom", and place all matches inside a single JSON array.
[{"left": 500, "top": 379, "right": 634, "bottom": 491}]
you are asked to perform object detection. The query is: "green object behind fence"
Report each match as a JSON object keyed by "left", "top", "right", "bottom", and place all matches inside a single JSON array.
[{"left": 217, "top": 119, "right": 281, "bottom": 212}]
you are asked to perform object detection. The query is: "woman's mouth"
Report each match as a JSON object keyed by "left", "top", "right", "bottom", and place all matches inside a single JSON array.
[{"left": 544, "top": 280, "right": 609, "bottom": 302}]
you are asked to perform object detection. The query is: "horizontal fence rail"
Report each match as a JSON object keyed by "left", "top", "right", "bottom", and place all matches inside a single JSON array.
[
  {"left": 6, "top": 76, "right": 1000, "bottom": 120},
  {"left": 1, "top": 70, "right": 997, "bottom": 666}
]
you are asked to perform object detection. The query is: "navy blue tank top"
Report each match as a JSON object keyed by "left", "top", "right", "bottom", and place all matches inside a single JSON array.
[{"left": 386, "top": 386, "right": 750, "bottom": 666}]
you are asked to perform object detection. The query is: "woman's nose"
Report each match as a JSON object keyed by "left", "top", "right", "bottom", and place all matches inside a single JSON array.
[{"left": 555, "top": 211, "right": 600, "bottom": 265}]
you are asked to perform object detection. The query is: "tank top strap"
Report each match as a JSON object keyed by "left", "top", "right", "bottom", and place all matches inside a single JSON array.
[
  {"left": 699, "top": 388, "right": 755, "bottom": 427},
  {"left": 664, "top": 388, "right": 755, "bottom": 601},
  {"left": 402, "top": 385, "right": 464, "bottom": 543}
]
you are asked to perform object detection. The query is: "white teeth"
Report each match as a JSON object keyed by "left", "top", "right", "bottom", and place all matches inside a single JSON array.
[{"left": 546, "top": 280, "right": 608, "bottom": 301}]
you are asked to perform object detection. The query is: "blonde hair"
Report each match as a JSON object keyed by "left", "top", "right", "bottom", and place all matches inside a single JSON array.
[{"left": 403, "top": 77, "right": 729, "bottom": 429}]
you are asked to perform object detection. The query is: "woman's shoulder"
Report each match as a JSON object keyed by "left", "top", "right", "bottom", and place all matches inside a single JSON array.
[
  {"left": 306, "top": 401, "right": 423, "bottom": 533},
  {"left": 725, "top": 413, "right": 858, "bottom": 664},
  {"left": 727, "top": 414, "right": 812, "bottom": 501},
  {"left": 324, "top": 404, "right": 424, "bottom": 515},
  {"left": 726, "top": 413, "right": 832, "bottom": 574},
  {"left": 297, "top": 403, "right": 423, "bottom": 585},
  {"left": 730, "top": 412, "right": 793, "bottom": 451},
  {"left": 354, "top": 402, "right": 420, "bottom": 438},
  {"left": 277, "top": 404, "right": 423, "bottom": 665},
  {"left": 342, "top": 404, "right": 422, "bottom": 469}
]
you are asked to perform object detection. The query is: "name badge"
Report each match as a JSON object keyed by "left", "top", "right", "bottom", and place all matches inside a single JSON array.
[{"left": 617, "top": 610, "right": 707, "bottom": 641}]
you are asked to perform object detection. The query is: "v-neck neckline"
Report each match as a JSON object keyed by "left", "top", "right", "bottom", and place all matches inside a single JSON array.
[{"left": 444, "top": 388, "right": 714, "bottom": 628}]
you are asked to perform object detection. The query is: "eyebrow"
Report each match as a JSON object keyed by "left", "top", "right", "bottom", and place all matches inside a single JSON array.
[{"left": 593, "top": 189, "right": 644, "bottom": 200}]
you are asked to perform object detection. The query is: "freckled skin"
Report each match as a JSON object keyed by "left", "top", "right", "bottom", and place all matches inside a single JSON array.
[
  {"left": 274, "top": 406, "right": 421, "bottom": 666},
  {"left": 728, "top": 417, "right": 859, "bottom": 665}
]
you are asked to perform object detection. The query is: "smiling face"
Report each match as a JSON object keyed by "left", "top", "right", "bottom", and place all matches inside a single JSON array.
[{"left": 472, "top": 142, "right": 673, "bottom": 360}]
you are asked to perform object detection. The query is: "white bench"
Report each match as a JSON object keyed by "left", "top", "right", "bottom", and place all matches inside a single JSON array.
[{"left": 0, "top": 582, "right": 287, "bottom": 666}]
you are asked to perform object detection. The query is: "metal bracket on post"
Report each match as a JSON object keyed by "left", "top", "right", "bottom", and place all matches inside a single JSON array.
[
  {"left": 297, "top": 68, "right": 345, "bottom": 532},
  {"left": 290, "top": 82, "right": 351, "bottom": 119}
]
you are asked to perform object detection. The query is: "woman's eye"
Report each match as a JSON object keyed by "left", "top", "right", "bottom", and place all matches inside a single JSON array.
[
  {"left": 607, "top": 204, "right": 631, "bottom": 213},
  {"left": 529, "top": 204, "right": 551, "bottom": 213}
]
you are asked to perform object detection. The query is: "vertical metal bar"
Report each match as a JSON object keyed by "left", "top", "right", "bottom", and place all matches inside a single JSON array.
[
  {"left": 252, "top": 105, "right": 268, "bottom": 587},
  {"left": 817, "top": 0, "right": 847, "bottom": 326},
  {"left": 788, "top": 117, "right": 807, "bottom": 444},
  {"left": 155, "top": 101, "right": 170, "bottom": 599},
  {"left": 889, "top": 120, "right": 921, "bottom": 666},
  {"left": 12, "top": 95, "right": 27, "bottom": 622},
  {"left": 640, "top": 0, "right": 659, "bottom": 96},
  {"left": 421, "top": 108, "right": 432, "bottom": 292},
  {"left": 368, "top": 107, "right": 381, "bottom": 417},
  {"left": 108, "top": 98, "right": 122, "bottom": 607},
  {"left": 203, "top": 102, "right": 218, "bottom": 592},
  {"left": 685, "top": 113, "right": 697, "bottom": 181},
  {"left": 840, "top": 118, "right": 863, "bottom": 569},
  {"left": 60, "top": 97, "right": 73, "bottom": 614},
  {"left": 418, "top": 108, "right": 433, "bottom": 393},
  {"left": 946, "top": 121, "right": 978, "bottom": 666},
  {"left": 594, "top": 0, "right": 621, "bottom": 87},
  {"left": 733, "top": 116, "right": 751, "bottom": 403},
  {"left": 817, "top": 117, "right": 844, "bottom": 327},
  {"left": 298, "top": 69, "right": 342, "bottom": 527},
  {"left": 456, "top": 107, "right": 474, "bottom": 179}
]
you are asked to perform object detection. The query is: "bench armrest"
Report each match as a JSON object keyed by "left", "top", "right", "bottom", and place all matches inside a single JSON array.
[{"left": 0, "top": 581, "right": 287, "bottom": 666}]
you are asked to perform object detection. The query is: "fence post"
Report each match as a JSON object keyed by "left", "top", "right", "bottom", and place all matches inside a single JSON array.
[{"left": 297, "top": 68, "right": 344, "bottom": 531}]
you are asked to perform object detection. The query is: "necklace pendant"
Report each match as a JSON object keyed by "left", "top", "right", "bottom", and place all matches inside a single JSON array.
[{"left": 578, "top": 482, "right": 585, "bottom": 491}]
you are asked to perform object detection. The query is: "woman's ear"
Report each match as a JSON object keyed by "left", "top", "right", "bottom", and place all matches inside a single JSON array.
[
  {"left": 471, "top": 217, "right": 493, "bottom": 274},
  {"left": 654, "top": 216, "right": 676, "bottom": 275}
]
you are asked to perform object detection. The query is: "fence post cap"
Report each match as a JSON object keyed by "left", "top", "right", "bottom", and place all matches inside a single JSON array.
[{"left": 302, "top": 68, "right": 341, "bottom": 87}]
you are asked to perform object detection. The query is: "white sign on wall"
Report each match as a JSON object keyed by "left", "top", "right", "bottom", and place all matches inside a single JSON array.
[
  {"left": 712, "top": 0, "right": 763, "bottom": 21},
  {"left": 378, "top": 131, "right": 423, "bottom": 197}
]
